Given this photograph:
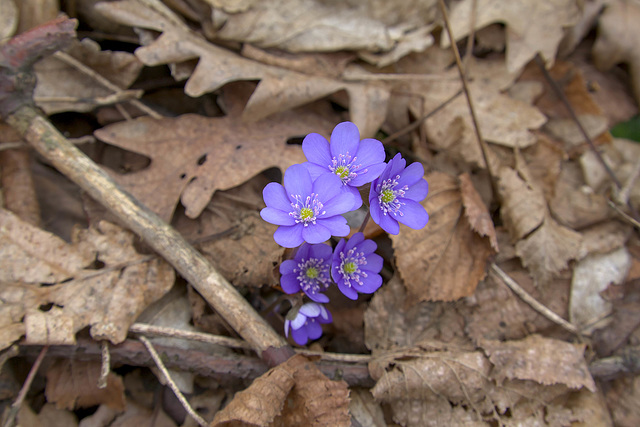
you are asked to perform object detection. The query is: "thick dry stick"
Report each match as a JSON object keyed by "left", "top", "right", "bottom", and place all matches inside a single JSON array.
[{"left": 6, "top": 105, "right": 288, "bottom": 360}]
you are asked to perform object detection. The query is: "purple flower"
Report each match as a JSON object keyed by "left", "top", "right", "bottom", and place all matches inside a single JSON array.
[
  {"left": 302, "top": 122, "right": 386, "bottom": 210},
  {"left": 279, "top": 242, "right": 332, "bottom": 303},
  {"left": 261, "top": 164, "right": 353, "bottom": 248},
  {"left": 369, "top": 153, "right": 429, "bottom": 235},
  {"left": 285, "top": 302, "right": 332, "bottom": 346},
  {"left": 331, "top": 232, "right": 383, "bottom": 300}
]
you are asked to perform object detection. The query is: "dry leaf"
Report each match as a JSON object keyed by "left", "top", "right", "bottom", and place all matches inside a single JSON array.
[
  {"left": 605, "top": 375, "right": 640, "bottom": 426},
  {"left": 425, "top": 83, "right": 546, "bottom": 168},
  {"left": 96, "top": 0, "right": 390, "bottom": 135},
  {"left": 0, "top": 208, "right": 91, "bottom": 283},
  {"left": 0, "top": 0, "right": 17, "bottom": 46},
  {"left": 462, "top": 265, "right": 571, "bottom": 342},
  {"left": 14, "top": 0, "right": 58, "bottom": 33},
  {"left": 443, "top": 0, "right": 581, "bottom": 72},
  {"left": 515, "top": 213, "right": 582, "bottom": 284},
  {"left": 370, "top": 350, "right": 492, "bottom": 403},
  {"left": 210, "top": 353, "right": 297, "bottom": 426},
  {"left": 570, "top": 247, "right": 631, "bottom": 332},
  {"left": 94, "top": 83, "right": 338, "bottom": 222},
  {"left": 497, "top": 167, "right": 546, "bottom": 241},
  {"left": 544, "top": 114, "right": 609, "bottom": 148},
  {"left": 273, "top": 354, "right": 351, "bottom": 427},
  {"left": 349, "top": 388, "right": 386, "bottom": 427},
  {"left": 480, "top": 334, "right": 596, "bottom": 392},
  {"left": 460, "top": 173, "right": 499, "bottom": 251},
  {"left": 34, "top": 38, "right": 143, "bottom": 114},
  {"left": 550, "top": 161, "right": 612, "bottom": 229},
  {"left": 593, "top": 0, "right": 640, "bottom": 105},
  {"left": 364, "top": 276, "right": 469, "bottom": 352},
  {"left": 0, "top": 219, "right": 176, "bottom": 347},
  {"left": 45, "top": 359, "right": 126, "bottom": 411},
  {"left": 579, "top": 220, "right": 631, "bottom": 259},
  {"left": 392, "top": 172, "right": 492, "bottom": 302}
]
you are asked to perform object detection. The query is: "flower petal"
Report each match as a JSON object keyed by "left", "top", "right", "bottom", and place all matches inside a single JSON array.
[
  {"left": 388, "top": 153, "right": 407, "bottom": 178},
  {"left": 284, "top": 319, "right": 290, "bottom": 337},
  {"left": 308, "top": 242, "right": 333, "bottom": 261},
  {"left": 302, "top": 223, "right": 331, "bottom": 244},
  {"left": 369, "top": 197, "right": 382, "bottom": 224},
  {"left": 337, "top": 279, "right": 359, "bottom": 300},
  {"left": 346, "top": 186, "right": 363, "bottom": 210},
  {"left": 396, "top": 199, "right": 429, "bottom": 229},
  {"left": 344, "top": 232, "right": 365, "bottom": 252},
  {"left": 321, "top": 191, "right": 355, "bottom": 217},
  {"left": 302, "top": 133, "right": 331, "bottom": 167},
  {"left": 356, "top": 239, "right": 377, "bottom": 255},
  {"left": 263, "top": 182, "right": 290, "bottom": 210},
  {"left": 330, "top": 122, "right": 360, "bottom": 159},
  {"left": 355, "top": 139, "right": 386, "bottom": 166},
  {"left": 279, "top": 259, "right": 296, "bottom": 275},
  {"left": 274, "top": 224, "right": 304, "bottom": 248},
  {"left": 354, "top": 273, "right": 383, "bottom": 294},
  {"left": 302, "top": 162, "right": 329, "bottom": 180},
  {"left": 312, "top": 172, "right": 343, "bottom": 203},
  {"left": 299, "top": 302, "right": 321, "bottom": 317},
  {"left": 290, "top": 312, "right": 307, "bottom": 330},
  {"left": 260, "top": 207, "right": 295, "bottom": 226},
  {"left": 291, "top": 327, "right": 309, "bottom": 345},
  {"left": 350, "top": 162, "right": 387, "bottom": 187},
  {"left": 319, "top": 306, "right": 332, "bottom": 323},
  {"left": 284, "top": 164, "right": 312, "bottom": 199},
  {"left": 306, "top": 291, "right": 330, "bottom": 303},
  {"left": 378, "top": 212, "right": 400, "bottom": 235},
  {"left": 403, "top": 179, "right": 428, "bottom": 202},
  {"left": 306, "top": 320, "right": 323, "bottom": 340},
  {"left": 397, "top": 161, "right": 425, "bottom": 188},
  {"left": 316, "top": 216, "right": 350, "bottom": 237},
  {"left": 362, "top": 253, "right": 384, "bottom": 273},
  {"left": 280, "top": 273, "right": 301, "bottom": 294}
]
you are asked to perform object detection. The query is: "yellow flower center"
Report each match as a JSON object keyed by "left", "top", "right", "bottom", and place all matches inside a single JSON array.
[
  {"left": 306, "top": 267, "right": 319, "bottom": 279},
  {"left": 299, "top": 207, "right": 314, "bottom": 220},
  {"left": 381, "top": 189, "right": 395, "bottom": 204},
  {"left": 342, "top": 262, "right": 357, "bottom": 275},
  {"left": 335, "top": 166, "right": 350, "bottom": 179}
]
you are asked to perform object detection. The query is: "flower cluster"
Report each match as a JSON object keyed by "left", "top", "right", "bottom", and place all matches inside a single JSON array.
[{"left": 261, "top": 121, "right": 429, "bottom": 345}]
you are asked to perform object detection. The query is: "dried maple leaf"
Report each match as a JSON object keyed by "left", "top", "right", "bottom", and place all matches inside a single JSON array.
[
  {"left": 95, "top": 0, "right": 390, "bottom": 136},
  {"left": 443, "top": 0, "right": 581, "bottom": 72},
  {"left": 94, "top": 83, "right": 339, "bottom": 222},
  {"left": 391, "top": 172, "right": 494, "bottom": 302},
  {"left": 479, "top": 334, "right": 596, "bottom": 392}
]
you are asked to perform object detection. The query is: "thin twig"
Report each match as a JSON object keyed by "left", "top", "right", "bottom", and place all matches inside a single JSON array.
[
  {"left": 438, "top": 0, "right": 497, "bottom": 192},
  {"left": 490, "top": 264, "right": 580, "bottom": 335},
  {"left": 139, "top": 336, "right": 208, "bottom": 427},
  {"left": 0, "top": 135, "right": 95, "bottom": 152},
  {"left": 3, "top": 346, "right": 49, "bottom": 427},
  {"left": 608, "top": 199, "right": 640, "bottom": 229},
  {"left": 98, "top": 341, "right": 110, "bottom": 389},
  {"left": 462, "top": 0, "right": 478, "bottom": 72},
  {"left": 53, "top": 51, "right": 162, "bottom": 119}
]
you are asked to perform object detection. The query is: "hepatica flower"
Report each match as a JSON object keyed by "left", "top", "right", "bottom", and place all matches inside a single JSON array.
[
  {"left": 369, "top": 153, "right": 429, "bottom": 235},
  {"left": 279, "top": 242, "right": 332, "bottom": 303},
  {"left": 332, "top": 232, "right": 383, "bottom": 300},
  {"left": 285, "top": 302, "right": 332, "bottom": 346},
  {"left": 261, "top": 164, "right": 353, "bottom": 248},
  {"left": 302, "top": 122, "right": 386, "bottom": 210}
]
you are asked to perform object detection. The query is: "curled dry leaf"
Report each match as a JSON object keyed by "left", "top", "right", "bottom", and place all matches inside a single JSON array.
[
  {"left": 95, "top": 0, "right": 390, "bottom": 136},
  {"left": 459, "top": 173, "right": 498, "bottom": 252},
  {"left": 273, "top": 354, "right": 351, "bottom": 427},
  {"left": 443, "top": 0, "right": 581, "bottom": 72},
  {"left": 480, "top": 334, "right": 596, "bottom": 392},
  {"left": 94, "top": 88, "right": 337, "bottom": 222},
  {"left": 45, "top": 359, "right": 126, "bottom": 411},
  {"left": 391, "top": 172, "right": 493, "bottom": 302},
  {"left": 34, "top": 38, "right": 143, "bottom": 114},
  {"left": 210, "top": 353, "right": 297, "bottom": 426},
  {"left": 497, "top": 167, "right": 546, "bottom": 241}
]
